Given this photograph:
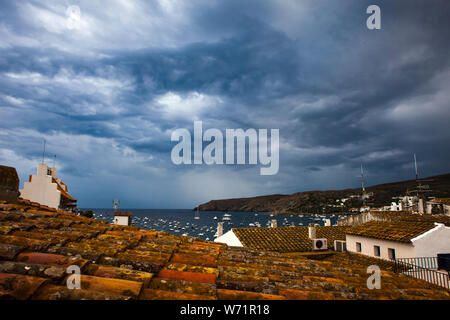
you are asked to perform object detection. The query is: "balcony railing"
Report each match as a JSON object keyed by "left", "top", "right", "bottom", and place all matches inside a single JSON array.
[{"left": 394, "top": 256, "right": 450, "bottom": 290}]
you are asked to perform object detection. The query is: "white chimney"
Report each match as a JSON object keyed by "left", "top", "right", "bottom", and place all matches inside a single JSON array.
[
  {"left": 418, "top": 198, "right": 424, "bottom": 214},
  {"left": 308, "top": 223, "right": 316, "bottom": 239},
  {"left": 324, "top": 219, "right": 331, "bottom": 227},
  {"left": 270, "top": 219, "right": 277, "bottom": 228},
  {"left": 217, "top": 222, "right": 224, "bottom": 237}
]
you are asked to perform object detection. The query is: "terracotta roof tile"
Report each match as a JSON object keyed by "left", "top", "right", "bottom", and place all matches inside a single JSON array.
[
  {"left": 0, "top": 273, "right": 48, "bottom": 300},
  {"left": 0, "top": 234, "right": 50, "bottom": 251},
  {"left": 170, "top": 253, "right": 217, "bottom": 267},
  {"left": 15, "top": 252, "right": 87, "bottom": 269},
  {"left": 0, "top": 243, "right": 24, "bottom": 260},
  {"left": 85, "top": 264, "right": 154, "bottom": 286},
  {"left": 217, "top": 288, "right": 286, "bottom": 300},
  {"left": 149, "top": 277, "right": 216, "bottom": 297},
  {"left": 32, "top": 284, "right": 129, "bottom": 300},
  {"left": 158, "top": 269, "right": 217, "bottom": 284},
  {"left": 139, "top": 288, "right": 215, "bottom": 300},
  {"left": 0, "top": 261, "right": 66, "bottom": 280},
  {"left": 0, "top": 202, "right": 449, "bottom": 300},
  {"left": 65, "top": 274, "right": 143, "bottom": 298},
  {"left": 346, "top": 221, "right": 437, "bottom": 242}
]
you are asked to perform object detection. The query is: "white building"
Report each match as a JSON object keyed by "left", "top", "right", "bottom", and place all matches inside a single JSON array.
[
  {"left": 346, "top": 220, "right": 450, "bottom": 260},
  {"left": 214, "top": 229, "right": 243, "bottom": 247},
  {"left": 215, "top": 225, "right": 348, "bottom": 252},
  {"left": 114, "top": 211, "right": 132, "bottom": 226},
  {"left": 20, "top": 163, "right": 77, "bottom": 210},
  {"left": 390, "top": 201, "right": 403, "bottom": 211}
]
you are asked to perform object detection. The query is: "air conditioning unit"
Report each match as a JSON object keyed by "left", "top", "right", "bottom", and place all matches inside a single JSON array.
[
  {"left": 334, "top": 240, "right": 347, "bottom": 252},
  {"left": 312, "top": 238, "right": 328, "bottom": 250}
]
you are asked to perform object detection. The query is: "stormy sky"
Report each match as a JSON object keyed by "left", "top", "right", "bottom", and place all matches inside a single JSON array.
[{"left": 0, "top": 0, "right": 449, "bottom": 208}]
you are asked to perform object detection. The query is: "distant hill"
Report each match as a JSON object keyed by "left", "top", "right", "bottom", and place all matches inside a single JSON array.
[{"left": 195, "top": 173, "right": 450, "bottom": 215}]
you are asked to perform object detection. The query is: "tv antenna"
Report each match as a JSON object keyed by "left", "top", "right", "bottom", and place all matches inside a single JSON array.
[
  {"left": 42, "top": 139, "right": 46, "bottom": 164},
  {"left": 361, "top": 163, "right": 367, "bottom": 205},
  {"left": 414, "top": 153, "right": 418, "bottom": 181},
  {"left": 112, "top": 199, "right": 120, "bottom": 211},
  {"left": 411, "top": 153, "right": 433, "bottom": 197}
]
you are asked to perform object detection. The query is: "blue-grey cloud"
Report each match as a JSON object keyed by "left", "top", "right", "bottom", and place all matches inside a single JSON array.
[{"left": 0, "top": 0, "right": 449, "bottom": 208}]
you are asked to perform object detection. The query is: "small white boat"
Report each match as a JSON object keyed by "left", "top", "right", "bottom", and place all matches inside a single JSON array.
[
  {"left": 194, "top": 209, "right": 200, "bottom": 220},
  {"left": 213, "top": 216, "right": 218, "bottom": 220}
]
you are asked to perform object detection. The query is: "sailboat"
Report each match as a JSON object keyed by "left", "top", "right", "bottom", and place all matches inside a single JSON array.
[{"left": 194, "top": 208, "right": 200, "bottom": 220}]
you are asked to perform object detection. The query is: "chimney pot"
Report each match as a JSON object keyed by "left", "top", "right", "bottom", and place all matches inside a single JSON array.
[
  {"left": 308, "top": 223, "right": 316, "bottom": 239},
  {"left": 217, "top": 222, "right": 224, "bottom": 237}
]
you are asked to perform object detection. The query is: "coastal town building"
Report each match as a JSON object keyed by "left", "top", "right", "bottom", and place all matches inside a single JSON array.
[
  {"left": 20, "top": 163, "right": 77, "bottom": 211},
  {"left": 113, "top": 211, "right": 132, "bottom": 226},
  {"left": 426, "top": 198, "right": 450, "bottom": 215},
  {"left": 214, "top": 225, "right": 349, "bottom": 252},
  {"left": 345, "top": 220, "right": 450, "bottom": 260}
]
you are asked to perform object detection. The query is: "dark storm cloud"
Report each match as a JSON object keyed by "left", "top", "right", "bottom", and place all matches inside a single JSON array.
[{"left": 0, "top": 0, "right": 449, "bottom": 207}]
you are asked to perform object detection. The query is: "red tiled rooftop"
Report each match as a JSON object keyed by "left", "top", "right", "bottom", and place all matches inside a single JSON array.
[{"left": 0, "top": 201, "right": 448, "bottom": 300}]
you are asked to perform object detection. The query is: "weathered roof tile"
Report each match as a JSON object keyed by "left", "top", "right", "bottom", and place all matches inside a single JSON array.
[
  {"left": 217, "top": 288, "right": 286, "bottom": 300},
  {"left": 139, "top": 288, "right": 215, "bottom": 300},
  {"left": 64, "top": 274, "right": 143, "bottom": 298},
  {"left": 85, "top": 264, "right": 154, "bottom": 286},
  {"left": 0, "top": 273, "right": 48, "bottom": 300}
]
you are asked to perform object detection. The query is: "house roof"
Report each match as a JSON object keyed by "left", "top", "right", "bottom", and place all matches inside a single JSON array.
[
  {"left": 345, "top": 220, "right": 438, "bottom": 243},
  {"left": 434, "top": 198, "right": 450, "bottom": 206},
  {"left": 232, "top": 226, "right": 350, "bottom": 252},
  {"left": 0, "top": 201, "right": 449, "bottom": 300},
  {"left": 372, "top": 211, "right": 450, "bottom": 226},
  {"left": 114, "top": 211, "right": 131, "bottom": 217},
  {"left": 52, "top": 178, "right": 76, "bottom": 202}
]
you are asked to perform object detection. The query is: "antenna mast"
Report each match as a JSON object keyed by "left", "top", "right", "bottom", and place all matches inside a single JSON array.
[
  {"left": 113, "top": 199, "right": 120, "bottom": 211},
  {"left": 42, "top": 139, "right": 46, "bottom": 164},
  {"left": 361, "top": 163, "right": 366, "bottom": 206}
]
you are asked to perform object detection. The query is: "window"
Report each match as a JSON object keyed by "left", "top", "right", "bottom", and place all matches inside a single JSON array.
[
  {"left": 388, "top": 248, "right": 396, "bottom": 260},
  {"left": 374, "top": 245, "right": 381, "bottom": 257},
  {"left": 356, "top": 242, "right": 362, "bottom": 252}
]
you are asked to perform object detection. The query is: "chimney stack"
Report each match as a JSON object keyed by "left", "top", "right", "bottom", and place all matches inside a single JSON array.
[
  {"left": 308, "top": 223, "right": 316, "bottom": 239},
  {"left": 270, "top": 219, "right": 277, "bottom": 228},
  {"left": 217, "top": 222, "right": 224, "bottom": 237},
  {"left": 418, "top": 198, "right": 424, "bottom": 214},
  {"left": 324, "top": 219, "right": 331, "bottom": 227}
]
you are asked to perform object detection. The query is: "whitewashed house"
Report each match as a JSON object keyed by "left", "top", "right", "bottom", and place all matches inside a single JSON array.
[
  {"left": 214, "top": 229, "right": 243, "bottom": 247},
  {"left": 113, "top": 211, "right": 132, "bottom": 226},
  {"left": 20, "top": 163, "right": 77, "bottom": 210},
  {"left": 346, "top": 220, "right": 450, "bottom": 260}
]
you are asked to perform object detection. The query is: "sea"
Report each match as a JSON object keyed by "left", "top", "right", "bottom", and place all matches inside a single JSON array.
[{"left": 86, "top": 209, "right": 348, "bottom": 241}]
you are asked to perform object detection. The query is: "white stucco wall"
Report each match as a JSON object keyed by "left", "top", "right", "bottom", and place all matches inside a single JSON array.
[
  {"left": 214, "top": 230, "right": 243, "bottom": 247},
  {"left": 114, "top": 216, "right": 130, "bottom": 226},
  {"left": 412, "top": 224, "right": 450, "bottom": 257},
  {"left": 20, "top": 163, "right": 61, "bottom": 209},
  {"left": 346, "top": 234, "right": 415, "bottom": 260}
]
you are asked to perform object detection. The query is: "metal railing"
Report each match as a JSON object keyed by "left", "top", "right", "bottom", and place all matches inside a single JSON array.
[{"left": 394, "top": 257, "right": 450, "bottom": 290}]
